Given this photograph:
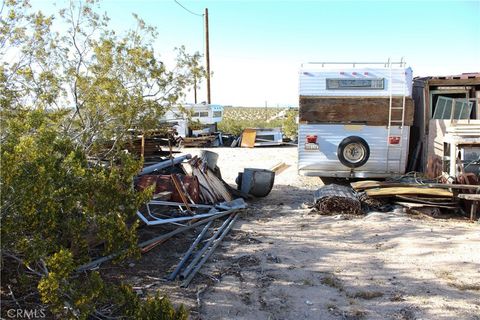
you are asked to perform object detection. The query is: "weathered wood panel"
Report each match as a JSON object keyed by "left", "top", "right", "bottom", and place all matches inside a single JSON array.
[
  {"left": 366, "top": 187, "right": 452, "bottom": 197},
  {"left": 299, "top": 96, "right": 414, "bottom": 126}
]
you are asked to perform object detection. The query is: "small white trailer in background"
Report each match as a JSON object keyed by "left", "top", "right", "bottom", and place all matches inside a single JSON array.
[
  {"left": 298, "top": 61, "right": 414, "bottom": 178},
  {"left": 163, "top": 103, "right": 224, "bottom": 137}
]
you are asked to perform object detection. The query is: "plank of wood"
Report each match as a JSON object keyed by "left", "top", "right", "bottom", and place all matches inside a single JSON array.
[
  {"left": 457, "top": 194, "right": 480, "bottom": 201},
  {"left": 269, "top": 162, "right": 290, "bottom": 176},
  {"left": 299, "top": 96, "right": 414, "bottom": 125},
  {"left": 351, "top": 181, "right": 480, "bottom": 192},
  {"left": 204, "top": 169, "right": 233, "bottom": 202},
  {"left": 241, "top": 129, "right": 257, "bottom": 148},
  {"left": 396, "top": 195, "right": 457, "bottom": 206},
  {"left": 395, "top": 202, "right": 457, "bottom": 210},
  {"left": 351, "top": 180, "right": 383, "bottom": 191},
  {"left": 366, "top": 187, "right": 453, "bottom": 197}
]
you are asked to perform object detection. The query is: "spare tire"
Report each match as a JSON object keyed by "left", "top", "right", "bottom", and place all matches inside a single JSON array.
[{"left": 337, "top": 136, "right": 370, "bottom": 168}]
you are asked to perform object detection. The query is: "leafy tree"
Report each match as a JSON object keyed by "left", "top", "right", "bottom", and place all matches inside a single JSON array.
[
  {"left": 282, "top": 109, "right": 298, "bottom": 140},
  {"left": 1, "top": 0, "right": 203, "bottom": 318}
]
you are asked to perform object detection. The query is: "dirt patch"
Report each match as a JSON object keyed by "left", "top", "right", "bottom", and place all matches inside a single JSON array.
[{"left": 111, "top": 147, "right": 480, "bottom": 320}]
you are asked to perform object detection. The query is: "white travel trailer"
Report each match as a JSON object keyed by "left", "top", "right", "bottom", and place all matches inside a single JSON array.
[
  {"left": 298, "top": 61, "right": 414, "bottom": 178},
  {"left": 162, "top": 103, "right": 224, "bottom": 137}
]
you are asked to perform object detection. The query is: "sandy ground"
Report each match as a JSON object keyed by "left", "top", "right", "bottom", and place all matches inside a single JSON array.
[{"left": 127, "top": 147, "right": 480, "bottom": 320}]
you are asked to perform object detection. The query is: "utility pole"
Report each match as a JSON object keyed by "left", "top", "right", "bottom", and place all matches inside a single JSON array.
[
  {"left": 205, "top": 8, "right": 211, "bottom": 104},
  {"left": 194, "top": 75, "right": 197, "bottom": 104},
  {"left": 265, "top": 100, "right": 267, "bottom": 121}
]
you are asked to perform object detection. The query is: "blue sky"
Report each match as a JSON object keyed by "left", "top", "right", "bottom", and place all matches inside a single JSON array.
[{"left": 34, "top": 0, "right": 480, "bottom": 106}]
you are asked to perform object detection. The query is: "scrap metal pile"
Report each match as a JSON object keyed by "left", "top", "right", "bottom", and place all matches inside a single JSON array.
[
  {"left": 313, "top": 177, "right": 479, "bottom": 220},
  {"left": 77, "top": 151, "right": 275, "bottom": 287}
]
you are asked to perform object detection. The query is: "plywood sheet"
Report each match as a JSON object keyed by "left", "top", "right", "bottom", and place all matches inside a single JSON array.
[
  {"left": 366, "top": 187, "right": 453, "bottom": 197},
  {"left": 241, "top": 129, "right": 257, "bottom": 148},
  {"left": 395, "top": 202, "right": 456, "bottom": 209},
  {"left": 299, "top": 96, "right": 414, "bottom": 126},
  {"left": 351, "top": 180, "right": 383, "bottom": 191}
]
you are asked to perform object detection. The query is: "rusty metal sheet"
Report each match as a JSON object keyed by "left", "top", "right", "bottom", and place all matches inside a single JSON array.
[{"left": 136, "top": 175, "right": 200, "bottom": 204}]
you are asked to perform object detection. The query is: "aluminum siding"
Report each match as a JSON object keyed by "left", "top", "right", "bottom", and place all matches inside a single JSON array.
[
  {"left": 298, "top": 124, "right": 410, "bottom": 176},
  {"left": 299, "top": 67, "right": 413, "bottom": 97}
]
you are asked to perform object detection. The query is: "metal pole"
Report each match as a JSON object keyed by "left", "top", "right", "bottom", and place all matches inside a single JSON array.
[
  {"left": 167, "top": 220, "right": 213, "bottom": 281},
  {"left": 179, "top": 213, "right": 234, "bottom": 280},
  {"left": 205, "top": 8, "right": 211, "bottom": 104},
  {"left": 138, "top": 154, "right": 192, "bottom": 176},
  {"left": 76, "top": 209, "right": 237, "bottom": 272},
  {"left": 181, "top": 212, "right": 239, "bottom": 287}
]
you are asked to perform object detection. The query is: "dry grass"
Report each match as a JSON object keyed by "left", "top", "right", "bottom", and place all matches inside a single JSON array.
[
  {"left": 347, "top": 290, "right": 384, "bottom": 300},
  {"left": 320, "top": 273, "right": 344, "bottom": 291},
  {"left": 449, "top": 282, "right": 480, "bottom": 291}
]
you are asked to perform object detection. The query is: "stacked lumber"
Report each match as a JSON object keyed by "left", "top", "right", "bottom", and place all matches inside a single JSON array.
[
  {"left": 125, "top": 135, "right": 179, "bottom": 162},
  {"left": 182, "top": 135, "right": 216, "bottom": 147},
  {"left": 351, "top": 180, "right": 459, "bottom": 215},
  {"left": 182, "top": 156, "right": 233, "bottom": 204}
]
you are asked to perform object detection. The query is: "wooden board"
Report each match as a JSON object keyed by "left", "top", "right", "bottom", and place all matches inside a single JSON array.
[
  {"left": 457, "top": 194, "right": 480, "bottom": 201},
  {"left": 351, "top": 180, "right": 384, "bottom": 191},
  {"left": 241, "top": 129, "right": 257, "bottom": 148},
  {"left": 351, "top": 180, "right": 480, "bottom": 192},
  {"left": 299, "top": 96, "right": 414, "bottom": 126},
  {"left": 396, "top": 195, "right": 457, "bottom": 206},
  {"left": 270, "top": 162, "right": 290, "bottom": 176},
  {"left": 395, "top": 202, "right": 457, "bottom": 210},
  {"left": 366, "top": 187, "right": 453, "bottom": 197}
]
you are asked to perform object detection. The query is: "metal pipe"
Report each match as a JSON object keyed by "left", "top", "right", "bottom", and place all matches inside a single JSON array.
[
  {"left": 136, "top": 210, "right": 222, "bottom": 225},
  {"left": 167, "top": 220, "right": 213, "bottom": 281},
  {"left": 138, "top": 154, "right": 192, "bottom": 176},
  {"left": 76, "top": 209, "right": 237, "bottom": 272},
  {"left": 149, "top": 200, "right": 213, "bottom": 209},
  {"left": 304, "top": 61, "right": 405, "bottom": 66},
  {"left": 179, "top": 213, "right": 235, "bottom": 280},
  {"left": 181, "top": 212, "right": 239, "bottom": 287}
]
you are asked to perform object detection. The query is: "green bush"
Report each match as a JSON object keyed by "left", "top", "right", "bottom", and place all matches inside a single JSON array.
[
  {"left": 218, "top": 107, "right": 298, "bottom": 139},
  {"left": 282, "top": 109, "right": 298, "bottom": 140},
  {"left": 1, "top": 110, "right": 187, "bottom": 319},
  {"left": 1, "top": 1, "right": 197, "bottom": 318}
]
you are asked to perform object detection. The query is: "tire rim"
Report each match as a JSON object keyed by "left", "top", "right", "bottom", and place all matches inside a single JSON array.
[{"left": 343, "top": 142, "right": 366, "bottom": 164}]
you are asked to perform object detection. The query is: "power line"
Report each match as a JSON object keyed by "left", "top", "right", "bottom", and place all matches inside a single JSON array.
[{"left": 174, "top": 0, "right": 204, "bottom": 17}]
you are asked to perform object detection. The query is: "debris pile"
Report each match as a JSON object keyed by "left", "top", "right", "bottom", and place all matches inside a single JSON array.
[
  {"left": 313, "top": 178, "right": 479, "bottom": 220},
  {"left": 181, "top": 135, "right": 218, "bottom": 147},
  {"left": 352, "top": 179, "right": 479, "bottom": 219},
  {"left": 313, "top": 184, "right": 362, "bottom": 215},
  {"left": 119, "top": 127, "right": 181, "bottom": 163},
  {"left": 78, "top": 151, "right": 275, "bottom": 287}
]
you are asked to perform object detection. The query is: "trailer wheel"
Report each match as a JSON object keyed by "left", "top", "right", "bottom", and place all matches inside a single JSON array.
[{"left": 337, "top": 136, "right": 370, "bottom": 168}]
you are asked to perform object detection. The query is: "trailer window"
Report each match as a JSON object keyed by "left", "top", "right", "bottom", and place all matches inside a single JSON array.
[
  {"left": 193, "top": 111, "right": 209, "bottom": 117},
  {"left": 213, "top": 111, "right": 222, "bottom": 118},
  {"left": 326, "top": 78, "right": 384, "bottom": 90}
]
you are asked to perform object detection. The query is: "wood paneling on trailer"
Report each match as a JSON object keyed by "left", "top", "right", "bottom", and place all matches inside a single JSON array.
[{"left": 299, "top": 96, "right": 414, "bottom": 126}]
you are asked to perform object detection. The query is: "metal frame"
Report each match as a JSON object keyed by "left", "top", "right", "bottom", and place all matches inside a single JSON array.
[
  {"left": 429, "top": 89, "right": 469, "bottom": 118},
  {"left": 326, "top": 78, "right": 385, "bottom": 90},
  {"left": 302, "top": 59, "right": 406, "bottom": 68},
  {"left": 136, "top": 199, "right": 247, "bottom": 225}
]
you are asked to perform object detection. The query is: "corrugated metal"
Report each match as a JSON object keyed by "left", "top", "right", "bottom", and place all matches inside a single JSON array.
[
  {"left": 299, "top": 67, "right": 413, "bottom": 97},
  {"left": 298, "top": 124, "right": 410, "bottom": 177}
]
